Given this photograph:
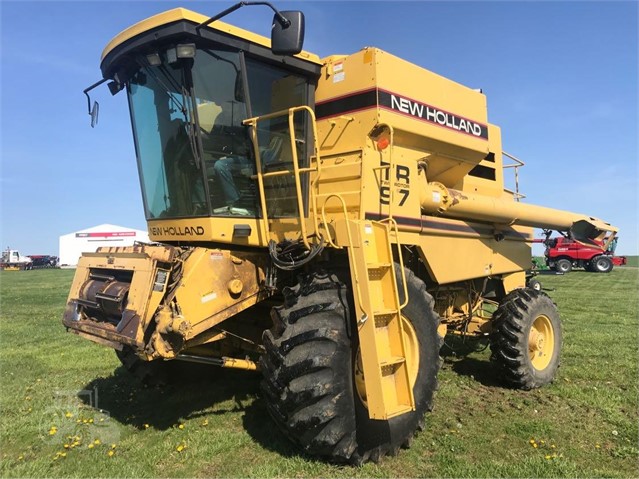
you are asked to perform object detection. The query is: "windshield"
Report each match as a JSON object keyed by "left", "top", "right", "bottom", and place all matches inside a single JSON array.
[{"left": 128, "top": 44, "right": 309, "bottom": 220}]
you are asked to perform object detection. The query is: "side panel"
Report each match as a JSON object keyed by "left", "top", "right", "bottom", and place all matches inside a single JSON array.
[
  {"left": 174, "top": 249, "right": 269, "bottom": 340},
  {"left": 390, "top": 217, "right": 532, "bottom": 285}
]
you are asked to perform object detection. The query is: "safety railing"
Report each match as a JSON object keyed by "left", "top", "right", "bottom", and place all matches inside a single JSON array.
[
  {"left": 243, "top": 106, "right": 322, "bottom": 249},
  {"left": 502, "top": 151, "right": 526, "bottom": 202}
]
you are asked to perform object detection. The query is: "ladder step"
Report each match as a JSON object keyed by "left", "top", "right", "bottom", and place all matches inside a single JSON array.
[
  {"left": 380, "top": 356, "right": 406, "bottom": 367},
  {"left": 387, "top": 405, "right": 414, "bottom": 418},
  {"left": 367, "top": 262, "right": 391, "bottom": 270},
  {"left": 373, "top": 308, "right": 399, "bottom": 317},
  {"left": 345, "top": 219, "right": 415, "bottom": 418}
]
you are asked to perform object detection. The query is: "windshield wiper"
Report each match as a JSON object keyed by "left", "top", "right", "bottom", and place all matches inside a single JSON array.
[
  {"left": 136, "top": 55, "right": 187, "bottom": 117},
  {"left": 135, "top": 55, "right": 202, "bottom": 170},
  {"left": 181, "top": 85, "right": 203, "bottom": 170}
]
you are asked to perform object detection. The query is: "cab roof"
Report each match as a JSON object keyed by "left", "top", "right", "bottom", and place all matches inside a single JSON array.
[{"left": 101, "top": 7, "right": 322, "bottom": 65}]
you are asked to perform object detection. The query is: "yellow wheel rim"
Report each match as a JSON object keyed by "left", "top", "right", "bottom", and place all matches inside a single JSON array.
[
  {"left": 528, "top": 314, "right": 555, "bottom": 370},
  {"left": 354, "top": 316, "right": 419, "bottom": 408}
]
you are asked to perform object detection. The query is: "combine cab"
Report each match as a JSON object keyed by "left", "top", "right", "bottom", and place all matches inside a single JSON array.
[{"left": 62, "top": 3, "right": 620, "bottom": 464}]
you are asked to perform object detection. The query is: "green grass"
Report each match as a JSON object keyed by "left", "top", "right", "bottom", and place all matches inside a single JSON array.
[
  {"left": 622, "top": 256, "right": 638, "bottom": 267},
  {"left": 0, "top": 268, "right": 637, "bottom": 477}
]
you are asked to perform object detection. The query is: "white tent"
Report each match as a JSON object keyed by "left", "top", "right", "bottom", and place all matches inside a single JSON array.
[{"left": 59, "top": 224, "right": 150, "bottom": 267}]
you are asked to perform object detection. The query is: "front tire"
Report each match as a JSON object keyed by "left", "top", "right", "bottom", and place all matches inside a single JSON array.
[
  {"left": 490, "top": 289, "right": 562, "bottom": 390},
  {"left": 260, "top": 267, "right": 441, "bottom": 464},
  {"left": 555, "top": 258, "right": 572, "bottom": 273},
  {"left": 591, "top": 255, "right": 613, "bottom": 273}
]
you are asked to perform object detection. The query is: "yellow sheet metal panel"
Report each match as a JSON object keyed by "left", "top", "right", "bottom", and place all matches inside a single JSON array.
[
  {"left": 148, "top": 217, "right": 264, "bottom": 245},
  {"left": 456, "top": 124, "right": 505, "bottom": 198},
  {"left": 316, "top": 48, "right": 489, "bottom": 173},
  {"left": 174, "top": 248, "right": 268, "bottom": 339},
  {"left": 373, "top": 48, "right": 488, "bottom": 158},
  {"left": 417, "top": 233, "right": 531, "bottom": 285},
  {"left": 101, "top": 8, "right": 321, "bottom": 64}
]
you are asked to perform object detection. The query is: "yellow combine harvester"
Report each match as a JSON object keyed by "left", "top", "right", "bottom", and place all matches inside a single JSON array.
[{"left": 64, "top": 3, "right": 617, "bottom": 464}]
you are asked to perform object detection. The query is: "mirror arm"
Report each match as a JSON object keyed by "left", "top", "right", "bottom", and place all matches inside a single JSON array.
[
  {"left": 83, "top": 78, "right": 108, "bottom": 115},
  {"left": 196, "top": 1, "right": 290, "bottom": 30}
]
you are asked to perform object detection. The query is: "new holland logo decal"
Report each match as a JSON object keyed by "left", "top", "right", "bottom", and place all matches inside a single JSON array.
[
  {"left": 315, "top": 88, "right": 488, "bottom": 140},
  {"left": 378, "top": 90, "right": 488, "bottom": 140}
]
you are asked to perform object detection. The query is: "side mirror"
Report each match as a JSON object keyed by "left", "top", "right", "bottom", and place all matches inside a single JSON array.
[
  {"left": 83, "top": 78, "right": 108, "bottom": 128},
  {"left": 271, "top": 11, "right": 305, "bottom": 55},
  {"left": 90, "top": 101, "right": 99, "bottom": 128}
]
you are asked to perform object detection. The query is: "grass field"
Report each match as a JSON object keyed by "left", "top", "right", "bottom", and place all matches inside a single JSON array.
[{"left": 1, "top": 267, "right": 637, "bottom": 477}]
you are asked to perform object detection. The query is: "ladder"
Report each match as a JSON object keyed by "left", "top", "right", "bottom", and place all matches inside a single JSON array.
[{"left": 347, "top": 219, "right": 414, "bottom": 419}]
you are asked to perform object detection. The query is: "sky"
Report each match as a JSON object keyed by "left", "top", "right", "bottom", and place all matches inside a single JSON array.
[{"left": 1, "top": 1, "right": 637, "bottom": 256}]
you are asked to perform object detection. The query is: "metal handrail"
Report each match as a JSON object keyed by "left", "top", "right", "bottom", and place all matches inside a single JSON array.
[
  {"left": 377, "top": 217, "right": 409, "bottom": 310},
  {"left": 320, "top": 194, "right": 367, "bottom": 319},
  {"left": 502, "top": 151, "right": 526, "bottom": 202},
  {"left": 243, "top": 106, "right": 322, "bottom": 249}
]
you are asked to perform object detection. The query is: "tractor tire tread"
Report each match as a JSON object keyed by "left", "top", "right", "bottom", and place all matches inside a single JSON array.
[{"left": 489, "top": 288, "right": 561, "bottom": 390}]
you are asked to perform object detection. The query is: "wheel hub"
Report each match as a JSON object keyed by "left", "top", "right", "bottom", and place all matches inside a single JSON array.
[
  {"left": 528, "top": 329, "right": 545, "bottom": 352},
  {"left": 528, "top": 314, "right": 555, "bottom": 371}
]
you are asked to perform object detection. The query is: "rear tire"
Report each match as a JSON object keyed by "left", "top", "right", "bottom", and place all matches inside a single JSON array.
[
  {"left": 490, "top": 288, "right": 562, "bottom": 390},
  {"left": 591, "top": 255, "right": 613, "bottom": 273},
  {"left": 555, "top": 258, "right": 572, "bottom": 273},
  {"left": 260, "top": 267, "right": 441, "bottom": 464}
]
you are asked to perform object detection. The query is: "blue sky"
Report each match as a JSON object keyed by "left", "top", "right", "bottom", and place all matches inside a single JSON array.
[{"left": 1, "top": 1, "right": 637, "bottom": 256}]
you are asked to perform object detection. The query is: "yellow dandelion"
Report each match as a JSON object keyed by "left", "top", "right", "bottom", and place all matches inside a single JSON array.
[
  {"left": 595, "top": 444, "right": 601, "bottom": 449},
  {"left": 99, "top": 418, "right": 104, "bottom": 422},
  {"left": 111, "top": 444, "right": 117, "bottom": 450},
  {"left": 540, "top": 440, "right": 545, "bottom": 445},
  {"left": 25, "top": 396, "right": 31, "bottom": 401},
  {"left": 65, "top": 412, "right": 73, "bottom": 418},
  {"left": 82, "top": 419, "right": 88, "bottom": 424},
  {"left": 201, "top": 419, "right": 209, "bottom": 426},
  {"left": 87, "top": 443, "right": 94, "bottom": 449},
  {"left": 176, "top": 444, "right": 185, "bottom": 452},
  {"left": 144, "top": 424, "right": 150, "bottom": 429},
  {"left": 107, "top": 450, "right": 115, "bottom": 457},
  {"left": 93, "top": 439, "right": 101, "bottom": 445},
  {"left": 178, "top": 424, "right": 184, "bottom": 430},
  {"left": 60, "top": 452, "right": 67, "bottom": 458},
  {"left": 529, "top": 439, "right": 535, "bottom": 444},
  {"left": 545, "top": 455, "right": 551, "bottom": 460},
  {"left": 76, "top": 419, "right": 82, "bottom": 424},
  {"left": 64, "top": 444, "right": 70, "bottom": 449},
  {"left": 18, "top": 455, "right": 24, "bottom": 461},
  {"left": 88, "top": 418, "right": 94, "bottom": 424},
  {"left": 27, "top": 408, "right": 32, "bottom": 413},
  {"left": 49, "top": 427, "right": 58, "bottom": 436},
  {"left": 533, "top": 443, "right": 538, "bottom": 448},
  {"left": 551, "top": 444, "right": 556, "bottom": 449}
]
